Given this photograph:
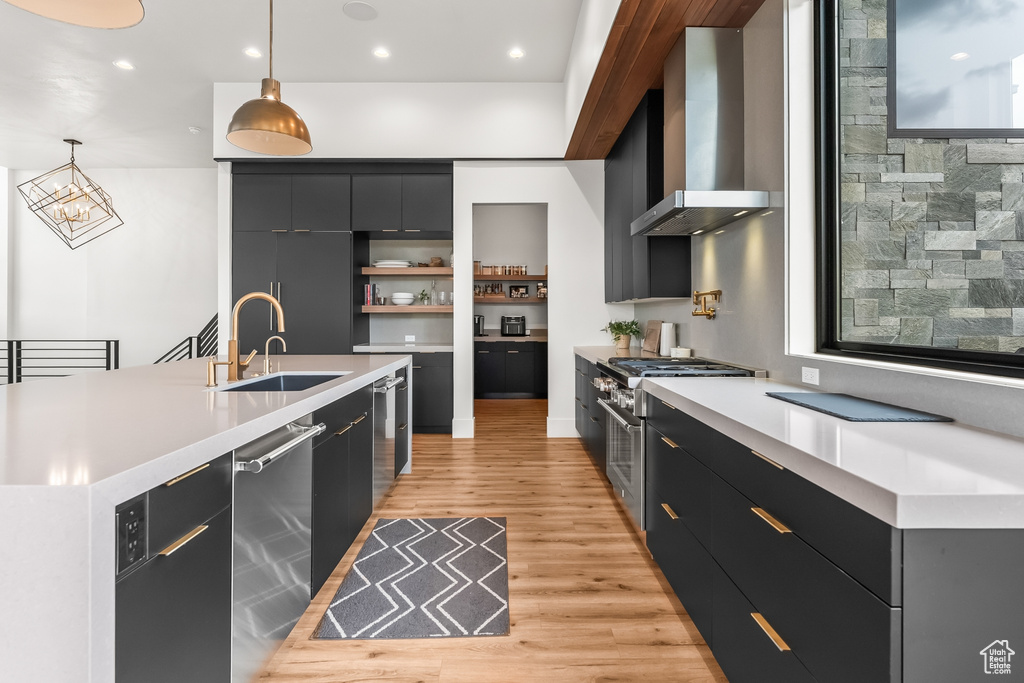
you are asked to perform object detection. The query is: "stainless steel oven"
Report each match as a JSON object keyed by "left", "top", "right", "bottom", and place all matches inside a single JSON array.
[{"left": 593, "top": 356, "right": 765, "bottom": 532}]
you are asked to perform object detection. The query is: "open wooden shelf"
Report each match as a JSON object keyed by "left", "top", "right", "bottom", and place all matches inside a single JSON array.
[
  {"left": 473, "top": 297, "right": 546, "bottom": 304},
  {"left": 362, "top": 305, "right": 453, "bottom": 314},
  {"left": 474, "top": 273, "right": 546, "bottom": 281},
  {"left": 363, "top": 267, "right": 453, "bottom": 276}
]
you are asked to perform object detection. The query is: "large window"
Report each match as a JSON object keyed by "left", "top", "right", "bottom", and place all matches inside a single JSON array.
[{"left": 818, "top": 0, "right": 1024, "bottom": 378}]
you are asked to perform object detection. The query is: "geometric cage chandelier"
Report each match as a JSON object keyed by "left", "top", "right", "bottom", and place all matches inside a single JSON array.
[{"left": 16, "top": 139, "right": 124, "bottom": 250}]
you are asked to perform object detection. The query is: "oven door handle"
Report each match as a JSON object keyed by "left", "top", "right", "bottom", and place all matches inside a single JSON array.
[{"left": 597, "top": 399, "right": 642, "bottom": 433}]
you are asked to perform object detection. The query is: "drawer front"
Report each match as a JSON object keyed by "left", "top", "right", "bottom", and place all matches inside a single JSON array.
[
  {"left": 476, "top": 341, "right": 507, "bottom": 353},
  {"left": 712, "top": 561, "right": 817, "bottom": 683},
  {"left": 713, "top": 475, "right": 901, "bottom": 683},
  {"left": 575, "top": 367, "right": 590, "bottom": 407},
  {"left": 412, "top": 351, "right": 453, "bottom": 368},
  {"left": 148, "top": 452, "right": 232, "bottom": 554},
  {"left": 646, "top": 491, "right": 715, "bottom": 647},
  {"left": 575, "top": 354, "right": 588, "bottom": 374},
  {"left": 645, "top": 424, "right": 713, "bottom": 550},
  {"left": 313, "top": 398, "right": 349, "bottom": 447},
  {"left": 648, "top": 394, "right": 900, "bottom": 605}
]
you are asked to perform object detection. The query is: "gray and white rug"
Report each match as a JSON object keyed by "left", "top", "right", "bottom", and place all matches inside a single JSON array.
[{"left": 313, "top": 517, "right": 509, "bottom": 639}]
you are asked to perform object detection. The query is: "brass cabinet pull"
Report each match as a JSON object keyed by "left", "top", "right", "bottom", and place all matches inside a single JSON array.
[
  {"left": 661, "top": 436, "right": 679, "bottom": 449},
  {"left": 334, "top": 424, "right": 352, "bottom": 436},
  {"left": 398, "top": 423, "right": 408, "bottom": 430},
  {"left": 382, "top": 229, "right": 399, "bottom": 232},
  {"left": 163, "top": 462, "right": 209, "bottom": 487},
  {"left": 507, "top": 350, "right": 519, "bottom": 354},
  {"left": 412, "top": 365, "right": 423, "bottom": 369},
  {"left": 351, "top": 414, "right": 366, "bottom": 425},
  {"left": 661, "top": 503, "right": 679, "bottom": 520},
  {"left": 398, "top": 385, "right": 407, "bottom": 391},
  {"left": 293, "top": 229, "right": 310, "bottom": 232},
  {"left": 752, "top": 507, "right": 792, "bottom": 534},
  {"left": 159, "top": 525, "right": 208, "bottom": 557},
  {"left": 478, "top": 351, "right": 489, "bottom": 354},
  {"left": 660, "top": 400, "right": 676, "bottom": 410},
  {"left": 271, "top": 229, "right": 287, "bottom": 233},
  {"left": 590, "top": 416, "right": 600, "bottom": 422},
  {"left": 752, "top": 450, "right": 784, "bottom": 470},
  {"left": 751, "top": 613, "right": 791, "bottom": 651}
]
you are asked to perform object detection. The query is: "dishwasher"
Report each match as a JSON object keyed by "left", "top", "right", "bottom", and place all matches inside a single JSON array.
[
  {"left": 372, "top": 373, "right": 406, "bottom": 507},
  {"left": 232, "top": 419, "right": 324, "bottom": 683}
]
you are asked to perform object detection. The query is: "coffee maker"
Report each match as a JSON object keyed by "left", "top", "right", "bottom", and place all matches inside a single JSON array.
[{"left": 474, "top": 315, "right": 486, "bottom": 336}]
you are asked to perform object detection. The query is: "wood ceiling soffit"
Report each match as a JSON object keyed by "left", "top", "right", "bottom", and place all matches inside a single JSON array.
[
  {"left": 567, "top": 0, "right": 667, "bottom": 159},
  {"left": 565, "top": 0, "right": 768, "bottom": 161}
]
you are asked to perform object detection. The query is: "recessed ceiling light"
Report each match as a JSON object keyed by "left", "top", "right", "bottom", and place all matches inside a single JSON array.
[
  {"left": 343, "top": 1, "right": 378, "bottom": 20},
  {"left": 733, "top": 210, "right": 748, "bottom": 217},
  {"left": 950, "top": 52, "right": 970, "bottom": 61},
  {"left": 508, "top": 47, "right": 525, "bottom": 60},
  {"left": 244, "top": 47, "right": 262, "bottom": 58},
  {"left": 113, "top": 59, "right": 135, "bottom": 70},
  {"left": 762, "top": 210, "right": 774, "bottom": 216},
  {"left": 693, "top": 230, "right": 705, "bottom": 235},
  {"left": 714, "top": 229, "right": 726, "bottom": 235},
  {"left": 373, "top": 47, "right": 390, "bottom": 58}
]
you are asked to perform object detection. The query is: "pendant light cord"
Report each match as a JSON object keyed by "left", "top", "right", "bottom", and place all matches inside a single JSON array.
[{"left": 268, "top": 0, "right": 274, "bottom": 82}]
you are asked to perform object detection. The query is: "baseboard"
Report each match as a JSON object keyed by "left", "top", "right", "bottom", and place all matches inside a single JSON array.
[
  {"left": 546, "top": 417, "right": 578, "bottom": 438},
  {"left": 452, "top": 417, "right": 474, "bottom": 439}
]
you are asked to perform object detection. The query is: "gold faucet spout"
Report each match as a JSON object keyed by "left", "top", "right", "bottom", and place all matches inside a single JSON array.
[{"left": 228, "top": 291, "right": 285, "bottom": 381}]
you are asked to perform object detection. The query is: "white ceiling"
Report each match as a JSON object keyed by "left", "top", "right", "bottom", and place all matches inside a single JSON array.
[{"left": 0, "top": 0, "right": 585, "bottom": 169}]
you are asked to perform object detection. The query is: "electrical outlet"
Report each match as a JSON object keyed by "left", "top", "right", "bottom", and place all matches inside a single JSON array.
[
  {"left": 801, "top": 367, "right": 820, "bottom": 385},
  {"left": 405, "top": 335, "right": 415, "bottom": 342}
]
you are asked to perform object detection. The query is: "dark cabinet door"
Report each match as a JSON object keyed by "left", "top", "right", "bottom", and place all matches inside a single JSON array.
[
  {"left": 412, "top": 354, "right": 453, "bottom": 433},
  {"left": 604, "top": 143, "right": 631, "bottom": 302},
  {"left": 504, "top": 344, "right": 536, "bottom": 395},
  {"left": 292, "top": 174, "right": 351, "bottom": 232},
  {"left": 276, "top": 232, "right": 352, "bottom": 354},
  {"left": 312, "top": 431, "right": 350, "bottom": 598},
  {"left": 402, "top": 174, "right": 453, "bottom": 232},
  {"left": 231, "top": 231, "right": 278, "bottom": 356},
  {"left": 395, "top": 367, "right": 410, "bottom": 471},
  {"left": 348, "top": 394, "right": 374, "bottom": 539},
  {"left": 352, "top": 175, "right": 402, "bottom": 231},
  {"left": 116, "top": 506, "right": 232, "bottom": 683},
  {"left": 474, "top": 343, "right": 506, "bottom": 398},
  {"left": 232, "top": 174, "right": 291, "bottom": 232},
  {"left": 534, "top": 342, "right": 548, "bottom": 398}
]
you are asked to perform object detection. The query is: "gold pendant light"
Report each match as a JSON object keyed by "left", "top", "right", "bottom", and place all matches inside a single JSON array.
[
  {"left": 2, "top": 0, "right": 144, "bottom": 28},
  {"left": 226, "top": 0, "right": 312, "bottom": 156},
  {"left": 17, "top": 140, "right": 124, "bottom": 250}
]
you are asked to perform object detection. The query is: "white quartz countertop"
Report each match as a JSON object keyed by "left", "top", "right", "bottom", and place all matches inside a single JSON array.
[
  {"left": 354, "top": 343, "right": 454, "bottom": 353},
  {"left": 0, "top": 354, "right": 410, "bottom": 502},
  {"left": 642, "top": 377, "right": 1024, "bottom": 530},
  {"left": 573, "top": 345, "right": 656, "bottom": 364}
]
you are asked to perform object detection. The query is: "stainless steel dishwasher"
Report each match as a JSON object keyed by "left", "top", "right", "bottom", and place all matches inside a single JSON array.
[
  {"left": 231, "top": 419, "right": 324, "bottom": 683},
  {"left": 372, "top": 374, "right": 406, "bottom": 507}
]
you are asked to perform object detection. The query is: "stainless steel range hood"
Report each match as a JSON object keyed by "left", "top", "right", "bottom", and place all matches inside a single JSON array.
[{"left": 631, "top": 28, "right": 769, "bottom": 237}]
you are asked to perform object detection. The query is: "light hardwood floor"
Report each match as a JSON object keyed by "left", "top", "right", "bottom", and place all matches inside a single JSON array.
[{"left": 257, "top": 399, "right": 727, "bottom": 682}]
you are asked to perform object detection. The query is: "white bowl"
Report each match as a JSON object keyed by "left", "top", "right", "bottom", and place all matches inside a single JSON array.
[{"left": 391, "top": 293, "right": 414, "bottom": 305}]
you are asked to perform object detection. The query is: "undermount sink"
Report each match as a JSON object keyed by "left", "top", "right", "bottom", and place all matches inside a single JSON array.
[{"left": 217, "top": 372, "right": 348, "bottom": 392}]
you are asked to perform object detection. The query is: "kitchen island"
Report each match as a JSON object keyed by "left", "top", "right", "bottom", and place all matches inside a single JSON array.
[{"left": 0, "top": 354, "right": 411, "bottom": 683}]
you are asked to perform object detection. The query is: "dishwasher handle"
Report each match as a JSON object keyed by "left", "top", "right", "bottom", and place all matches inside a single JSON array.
[
  {"left": 597, "top": 399, "right": 642, "bottom": 433},
  {"left": 373, "top": 376, "right": 406, "bottom": 393},
  {"left": 235, "top": 422, "right": 326, "bottom": 474}
]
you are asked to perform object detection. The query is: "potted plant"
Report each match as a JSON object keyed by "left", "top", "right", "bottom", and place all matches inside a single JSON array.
[
  {"left": 417, "top": 289, "right": 430, "bottom": 305},
  {"left": 603, "top": 319, "right": 641, "bottom": 350}
]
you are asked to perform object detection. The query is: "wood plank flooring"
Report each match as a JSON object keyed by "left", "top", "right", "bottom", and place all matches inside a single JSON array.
[{"left": 257, "top": 399, "right": 727, "bottom": 682}]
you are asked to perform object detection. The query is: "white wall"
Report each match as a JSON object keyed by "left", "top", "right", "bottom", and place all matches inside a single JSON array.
[
  {"left": 563, "top": 0, "right": 622, "bottom": 142},
  {"left": 213, "top": 82, "right": 567, "bottom": 160},
  {"left": 9, "top": 168, "right": 218, "bottom": 368},
  {"left": 452, "top": 160, "right": 612, "bottom": 438}
]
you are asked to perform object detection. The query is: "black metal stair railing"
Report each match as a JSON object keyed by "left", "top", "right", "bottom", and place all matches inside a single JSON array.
[
  {"left": 1, "top": 339, "right": 120, "bottom": 384},
  {"left": 154, "top": 314, "right": 219, "bottom": 364}
]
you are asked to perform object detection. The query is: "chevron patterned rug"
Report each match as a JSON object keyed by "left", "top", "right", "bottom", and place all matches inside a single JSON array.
[{"left": 313, "top": 517, "right": 509, "bottom": 639}]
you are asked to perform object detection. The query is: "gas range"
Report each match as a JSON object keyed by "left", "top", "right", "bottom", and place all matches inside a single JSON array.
[{"left": 598, "top": 356, "right": 766, "bottom": 389}]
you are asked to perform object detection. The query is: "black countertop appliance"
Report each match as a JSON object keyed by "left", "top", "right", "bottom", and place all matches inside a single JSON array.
[
  {"left": 474, "top": 315, "right": 486, "bottom": 336},
  {"left": 501, "top": 315, "right": 526, "bottom": 337}
]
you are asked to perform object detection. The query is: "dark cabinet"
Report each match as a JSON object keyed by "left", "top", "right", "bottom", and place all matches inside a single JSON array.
[
  {"left": 232, "top": 231, "right": 367, "bottom": 355},
  {"left": 115, "top": 454, "right": 233, "bottom": 683},
  {"left": 412, "top": 352, "right": 453, "bottom": 433},
  {"left": 604, "top": 90, "right": 691, "bottom": 302},
  {"left": 573, "top": 354, "right": 606, "bottom": 471},
  {"left": 475, "top": 342, "right": 547, "bottom": 398},
  {"left": 311, "top": 386, "right": 372, "bottom": 597},
  {"left": 233, "top": 172, "right": 350, "bottom": 232},
  {"left": 352, "top": 173, "right": 452, "bottom": 233}
]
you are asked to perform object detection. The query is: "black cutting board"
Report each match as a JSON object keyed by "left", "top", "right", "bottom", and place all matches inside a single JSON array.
[{"left": 765, "top": 392, "right": 953, "bottom": 422}]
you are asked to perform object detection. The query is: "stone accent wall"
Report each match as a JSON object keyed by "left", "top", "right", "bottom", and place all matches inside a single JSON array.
[{"left": 838, "top": 0, "right": 1024, "bottom": 352}]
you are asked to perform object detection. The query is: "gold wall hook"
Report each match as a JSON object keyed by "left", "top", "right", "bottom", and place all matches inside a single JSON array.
[{"left": 692, "top": 289, "right": 722, "bottom": 319}]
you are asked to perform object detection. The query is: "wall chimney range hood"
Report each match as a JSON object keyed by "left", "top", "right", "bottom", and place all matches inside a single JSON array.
[{"left": 631, "top": 28, "right": 769, "bottom": 237}]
